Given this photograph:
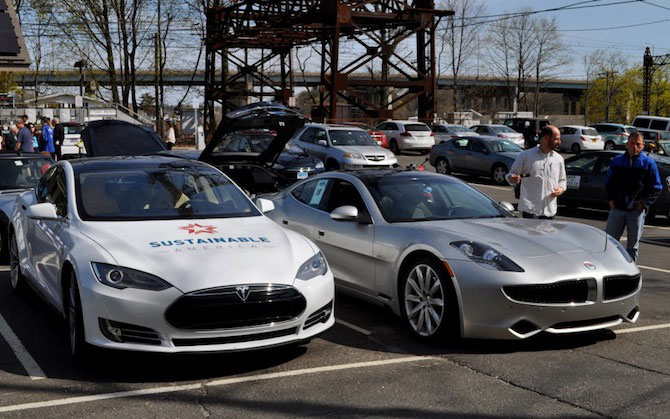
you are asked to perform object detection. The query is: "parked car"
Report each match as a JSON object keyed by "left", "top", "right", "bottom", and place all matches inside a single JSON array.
[
  {"left": 470, "top": 124, "right": 524, "bottom": 148},
  {"left": 375, "top": 120, "right": 434, "bottom": 154},
  {"left": 503, "top": 117, "right": 550, "bottom": 133},
  {"left": 428, "top": 136, "right": 522, "bottom": 185},
  {"left": 264, "top": 169, "right": 641, "bottom": 340},
  {"left": 430, "top": 123, "right": 477, "bottom": 144},
  {"left": 290, "top": 123, "right": 397, "bottom": 171},
  {"left": 339, "top": 122, "right": 388, "bottom": 148},
  {"left": 558, "top": 125, "right": 603, "bottom": 154},
  {"left": 57, "top": 122, "right": 86, "bottom": 158},
  {"left": 8, "top": 156, "right": 334, "bottom": 360},
  {"left": 591, "top": 123, "right": 637, "bottom": 150},
  {"left": 560, "top": 150, "right": 670, "bottom": 220},
  {"left": 631, "top": 115, "right": 670, "bottom": 133},
  {"left": 79, "top": 119, "right": 167, "bottom": 157},
  {"left": 0, "top": 152, "right": 53, "bottom": 261}
]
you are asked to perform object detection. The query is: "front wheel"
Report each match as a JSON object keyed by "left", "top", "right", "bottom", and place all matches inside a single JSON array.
[
  {"left": 9, "top": 233, "right": 27, "bottom": 294},
  {"left": 604, "top": 141, "right": 615, "bottom": 150},
  {"left": 491, "top": 165, "right": 508, "bottom": 185},
  {"left": 67, "top": 272, "right": 92, "bottom": 363},
  {"left": 435, "top": 158, "right": 450, "bottom": 175},
  {"left": 399, "top": 257, "right": 458, "bottom": 340},
  {"left": 390, "top": 140, "right": 400, "bottom": 155}
]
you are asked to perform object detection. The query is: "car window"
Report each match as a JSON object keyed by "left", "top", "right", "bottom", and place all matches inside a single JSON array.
[
  {"left": 450, "top": 125, "right": 469, "bottom": 131},
  {"left": 452, "top": 138, "right": 468, "bottom": 149},
  {"left": 36, "top": 166, "right": 56, "bottom": 203},
  {"left": 566, "top": 154, "right": 600, "bottom": 174},
  {"left": 404, "top": 123, "right": 431, "bottom": 132},
  {"left": 0, "top": 157, "right": 52, "bottom": 190},
  {"left": 62, "top": 125, "right": 84, "bottom": 135},
  {"left": 431, "top": 125, "right": 445, "bottom": 133},
  {"left": 322, "top": 179, "right": 368, "bottom": 214},
  {"left": 328, "top": 130, "right": 377, "bottom": 146},
  {"left": 490, "top": 140, "right": 522, "bottom": 153},
  {"left": 470, "top": 140, "right": 487, "bottom": 153},
  {"left": 473, "top": 126, "right": 485, "bottom": 134},
  {"left": 633, "top": 118, "right": 650, "bottom": 128},
  {"left": 291, "top": 178, "right": 330, "bottom": 209},
  {"left": 314, "top": 129, "right": 328, "bottom": 144},
  {"left": 299, "top": 128, "right": 317, "bottom": 144},
  {"left": 595, "top": 125, "right": 613, "bottom": 133},
  {"left": 597, "top": 155, "right": 616, "bottom": 174},
  {"left": 624, "top": 126, "right": 637, "bottom": 134},
  {"left": 491, "top": 126, "right": 516, "bottom": 133},
  {"left": 582, "top": 128, "right": 599, "bottom": 136},
  {"left": 46, "top": 167, "right": 68, "bottom": 217},
  {"left": 650, "top": 119, "right": 669, "bottom": 131}
]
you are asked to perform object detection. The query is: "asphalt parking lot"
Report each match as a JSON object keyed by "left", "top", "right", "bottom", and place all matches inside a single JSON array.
[{"left": 0, "top": 152, "right": 668, "bottom": 418}]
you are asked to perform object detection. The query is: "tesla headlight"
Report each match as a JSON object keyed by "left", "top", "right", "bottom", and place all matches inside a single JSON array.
[
  {"left": 315, "top": 161, "right": 325, "bottom": 170},
  {"left": 451, "top": 241, "right": 524, "bottom": 272},
  {"left": 91, "top": 262, "right": 173, "bottom": 290},
  {"left": 608, "top": 236, "right": 634, "bottom": 263},
  {"left": 296, "top": 252, "right": 328, "bottom": 280},
  {"left": 343, "top": 152, "right": 364, "bottom": 160}
]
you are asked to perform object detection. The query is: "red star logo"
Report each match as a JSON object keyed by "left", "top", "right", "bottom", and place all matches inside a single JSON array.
[{"left": 179, "top": 224, "right": 218, "bottom": 234}]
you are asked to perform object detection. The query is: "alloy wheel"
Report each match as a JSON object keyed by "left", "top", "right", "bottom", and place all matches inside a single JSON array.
[
  {"left": 436, "top": 159, "right": 449, "bottom": 174},
  {"left": 403, "top": 263, "right": 445, "bottom": 337},
  {"left": 492, "top": 166, "right": 508, "bottom": 185}
]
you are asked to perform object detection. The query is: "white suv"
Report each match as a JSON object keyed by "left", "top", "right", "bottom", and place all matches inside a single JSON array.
[
  {"left": 375, "top": 120, "right": 434, "bottom": 154},
  {"left": 290, "top": 123, "right": 397, "bottom": 171},
  {"left": 558, "top": 125, "right": 603, "bottom": 153}
]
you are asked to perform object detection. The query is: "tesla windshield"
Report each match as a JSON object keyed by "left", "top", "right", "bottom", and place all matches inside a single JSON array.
[
  {"left": 364, "top": 176, "right": 507, "bottom": 222},
  {"left": 76, "top": 168, "right": 260, "bottom": 220},
  {"left": 328, "top": 130, "right": 378, "bottom": 146}
]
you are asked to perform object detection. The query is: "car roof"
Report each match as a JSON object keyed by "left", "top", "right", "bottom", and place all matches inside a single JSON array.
[
  {"left": 562, "top": 125, "right": 595, "bottom": 129},
  {"left": 476, "top": 124, "right": 505, "bottom": 127},
  {"left": 67, "top": 155, "right": 214, "bottom": 174},
  {"left": 593, "top": 122, "right": 625, "bottom": 127},
  {"left": 382, "top": 120, "right": 429, "bottom": 125},
  {"left": 0, "top": 151, "right": 52, "bottom": 159},
  {"left": 303, "top": 123, "right": 366, "bottom": 131}
]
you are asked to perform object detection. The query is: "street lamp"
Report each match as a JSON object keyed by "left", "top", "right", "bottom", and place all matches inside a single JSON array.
[{"left": 73, "top": 60, "right": 87, "bottom": 97}]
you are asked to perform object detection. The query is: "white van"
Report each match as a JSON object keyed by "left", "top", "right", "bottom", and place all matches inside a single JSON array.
[{"left": 631, "top": 115, "right": 670, "bottom": 132}]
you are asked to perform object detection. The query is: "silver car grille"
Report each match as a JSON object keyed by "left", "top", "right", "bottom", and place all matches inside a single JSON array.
[
  {"left": 603, "top": 274, "right": 640, "bottom": 301},
  {"left": 365, "top": 155, "right": 385, "bottom": 162},
  {"left": 503, "top": 278, "right": 597, "bottom": 304}
]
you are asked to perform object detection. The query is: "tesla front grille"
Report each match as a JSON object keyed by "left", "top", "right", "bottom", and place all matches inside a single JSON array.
[
  {"left": 165, "top": 284, "right": 307, "bottom": 330},
  {"left": 172, "top": 327, "right": 298, "bottom": 347},
  {"left": 503, "top": 278, "right": 596, "bottom": 304},
  {"left": 603, "top": 274, "right": 640, "bottom": 300}
]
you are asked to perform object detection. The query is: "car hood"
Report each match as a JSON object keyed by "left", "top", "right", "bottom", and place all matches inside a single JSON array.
[
  {"left": 81, "top": 119, "right": 166, "bottom": 157},
  {"left": 497, "top": 151, "right": 521, "bottom": 160},
  {"left": 414, "top": 217, "right": 607, "bottom": 258},
  {"left": 336, "top": 145, "right": 395, "bottom": 156},
  {"left": 200, "top": 102, "right": 306, "bottom": 167},
  {"left": 79, "top": 216, "right": 314, "bottom": 293}
]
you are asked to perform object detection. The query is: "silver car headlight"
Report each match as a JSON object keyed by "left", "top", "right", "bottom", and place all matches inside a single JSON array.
[
  {"left": 608, "top": 236, "right": 634, "bottom": 263},
  {"left": 91, "top": 262, "right": 173, "bottom": 291},
  {"left": 451, "top": 241, "right": 524, "bottom": 272},
  {"left": 343, "top": 152, "right": 364, "bottom": 160},
  {"left": 296, "top": 252, "right": 328, "bottom": 280}
]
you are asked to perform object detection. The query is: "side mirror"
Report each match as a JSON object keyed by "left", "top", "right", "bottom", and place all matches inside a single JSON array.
[
  {"left": 27, "top": 202, "right": 60, "bottom": 220},
  {"left": 255, "top": 198, "right": 275, "bottom": 213},
  {"left": 330, "top": 205, "right": 358, "bottom": 221},
  {"left": 498, "top": 201, "right": 515, "bottom": 213},
  {"left": 317, "top": 139, "right": 328, "bottom": 147}
]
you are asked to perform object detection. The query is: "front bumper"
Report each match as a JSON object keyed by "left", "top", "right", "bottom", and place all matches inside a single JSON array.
[
  {"left": 79, "top": 269, "right": 335, "bottom": 353},
  {"left": 449, "top": 259, "right": 640, "bottom": 340}
]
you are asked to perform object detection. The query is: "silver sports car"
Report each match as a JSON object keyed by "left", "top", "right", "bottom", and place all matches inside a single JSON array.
[{"left": 264, "top": 169, "right": 641, "bottom": 340}]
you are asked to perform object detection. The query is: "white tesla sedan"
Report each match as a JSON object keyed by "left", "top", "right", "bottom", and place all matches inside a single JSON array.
[{"left": 8, "top": 156, "right": 334, "bottom": 360}]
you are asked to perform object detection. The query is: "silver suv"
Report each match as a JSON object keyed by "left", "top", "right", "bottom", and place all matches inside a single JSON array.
[{"left": 290, "top": 123, "right": 398, "bottom": 171}]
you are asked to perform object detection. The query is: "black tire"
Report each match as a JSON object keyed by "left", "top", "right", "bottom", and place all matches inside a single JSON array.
[
  {"left": 491, "top": 164, "right": 508, "bottom": 185},
  {"left": 9, "top": 232, "right": 27, "bottom": 295},
  {"left": 390, "top": 139, "right": 400, "bottom": 155},
  {"left": 604, "top": 141, "right": 615, "bottom": 150},
  {"left": 66, "top": 271, "right": 92, "bottom": 363},
  {"left": 399, "top": 256, "right": 459, "bottom": 341},
  {"left": 0, "top": 218, "right": 8, "bottom": 263},
  {"left": 435, "top": 157, "right": 450, "bottom": 175},
  {"left": 325, "top": 160, "right": 339, "bottom": 171},
  {"left": 571, "top": 143, "right": 581, "bottom": 154}
]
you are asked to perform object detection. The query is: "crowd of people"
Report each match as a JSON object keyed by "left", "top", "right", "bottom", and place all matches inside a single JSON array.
[{"left": 1, "top": 114, "right": 62, "bottom": 159}]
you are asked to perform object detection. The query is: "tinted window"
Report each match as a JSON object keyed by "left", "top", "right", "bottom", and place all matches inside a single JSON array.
[
  {"left": 597, "top": 155, "right": 615, "bottom": 174},
  {"left": 594, "top": 125, "right": 614, "bottom": 133},
  {"left": 46, "top": 167, "right": 67, "bottom": 217},
  {"left": 624, "top": 126, "right": 637, "bottom": 134},
  {"left": 323, "top": 180, "right": 368, "bottom": 214},
  {"left": 328, "top": 130, "right": 377, "bottom": 146},
  {"left": 470, "top": 141, "right": 487, "bottom": 153},
  {"left": 650, "top": 119, "right": 669, "bottom": 130},
  {"left": 299, "top": 128, "right": 317, "bottom": 144},
  {"left": 63, "top": 125, "right": 84, "bottom": 135},
  {"left": 404, "top": 124, "right": 431, "bottom": 132},
  {"left": 633, "top": 118, "right": 650, "bottom": 128},
  {"left": 213, "top": 131, "right": 275, "bottom": 153},
  {"left": 582, "top": 128, "right": 599, "bottom": 136},
  {"left": 431, "top": 125, "right": 445, "bottom": 133},
  {"left": 36, "top": 166, "right": 56, "bottom": 203},
  {"left": 76, "top": 168, "right": 259, "bottom": 221},
  {"left": 291, "top": 178, "right": 329, "bottom": 209},
  {"left": 452, "top": 138, "right": 468, "bottom": 149},
  {"left": 0, "top": 157, "right": 52, "bottom": 190},
  {"left": 490, "top": 140, "right": 522, "bottom": 153},
  {"left": 566, "top": 154, "right": 600, "bottom": 174}
]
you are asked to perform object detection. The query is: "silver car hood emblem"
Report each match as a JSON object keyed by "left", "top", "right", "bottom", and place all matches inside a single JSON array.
[
  {"left": 235, "top": 285, "right": 251, "bottom": 301},
  {"left": 584, "top": 261, "right": 596, "bottom": 270}
]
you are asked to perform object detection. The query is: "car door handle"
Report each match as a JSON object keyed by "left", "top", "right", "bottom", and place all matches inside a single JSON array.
[
  {"left": 282, "top": 219, "right": 288, "bottom": 225},
  {"left": 318, "top": 230, "right": 325, "bottom": 236}
]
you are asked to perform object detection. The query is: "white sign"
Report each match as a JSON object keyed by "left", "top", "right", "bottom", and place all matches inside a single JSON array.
[
  {"left": 566, "top": 175, "right": 581, "bottom": 189},
  {"left": 74, "top": 95, "right": 83, "bottom": 108},
  {"left": 89, "top": 108, "right": 116, "bottom": 116}
]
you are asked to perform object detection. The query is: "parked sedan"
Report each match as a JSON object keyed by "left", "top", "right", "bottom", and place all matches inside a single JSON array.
[
  {"left": 290, "top": 123, "right": 397, "bottom": 171},
  {"left": 429, "top": 136, "right": 522, "bottom": 185},
  {"left": 9, "top": 156, "right": 334, "bottom": 361},
  {"left": 558, "top": 125, "right": 603, "bottom": 154},
  {"left": 470, "top": 124, "right": 524, "bottom": 148},
  {"left": 430, "top": 124, "right": 477, "bottom": 144},
  {"left": 264, "top": 169, "right": 640, "bottom": 341},
  {"left": 560, "top": 151, "right": 670, "bottom": 220}
]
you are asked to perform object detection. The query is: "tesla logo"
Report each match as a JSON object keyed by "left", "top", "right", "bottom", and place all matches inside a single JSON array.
[
  {"left": 584, "top": 261, "right": 596, "bottom": 270},
  {"left": 235, "top": 285, "right": 251, "bottom": 302},
  {"left": 179, "top": 224, "right": 217, "bottom": 234}
]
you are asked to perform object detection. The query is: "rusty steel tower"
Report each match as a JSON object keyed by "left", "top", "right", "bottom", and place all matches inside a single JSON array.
[{"left": 205, "top": 0, "right": 452, "bottom": 135}]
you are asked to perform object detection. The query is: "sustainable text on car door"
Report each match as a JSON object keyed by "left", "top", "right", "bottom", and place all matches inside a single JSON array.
[{"left": 311, "top": 179, "right": 375, "bottom": 293}]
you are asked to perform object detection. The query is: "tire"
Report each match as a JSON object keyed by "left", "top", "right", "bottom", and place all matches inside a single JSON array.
[
  {"left": 399, "top": 256, "right": 458, "bottom": 340},
  {"left": 435, "top": 157, "right": 450, "bottom": 175},
  {"left": 571, "top": 143, "right": 581, "bottom": 154},
  {"left": 0, "top": 218, "right": 8, "bottom": 263},
  {"left": 390, "top": 139, "right": 400, "bottom": 155},
  {"left": 325, "top": 160, "right": 339, "bottom": 171},
  {"left": 9, "top": 232, "right": 27, "bottom": 295},
  {"left": 66, "top": 271, "right": 92, "bottom": 363},
  {"left": 604, "top": 141, "right": 615, "bottom": 150},
  {"left": 491, "top": 164, "right": 508, "bottom": 185}
]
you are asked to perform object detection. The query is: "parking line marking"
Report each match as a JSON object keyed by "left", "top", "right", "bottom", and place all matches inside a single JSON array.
[
  {"left": 0, "top": 313, "right": 46, "bottom": 381},
  {"left": 0, "top": 356, "right": 434, "bottom": 413},
  {"left": 638, "top": 265, "right": 670, "bottom": 274},
  {"left": 335, "top": 319, "right": 372, "bottom": 336},
  {"left": 614, "top": 322, "right": 670, "bottom": 334}
]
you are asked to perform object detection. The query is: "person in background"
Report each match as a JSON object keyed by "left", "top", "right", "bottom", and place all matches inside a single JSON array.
[
  {"left": 42, "top": 117, "right": 55, "bottom": 159},
  {"left": 3, "top": 124, "right": 18, "bottom": 151},
  {"left": 30, "top": 123, "right": 39, "bottom": 150},
  {"left": 165, "top": 120, "right": 176, "bottom": 150},
  {"left": 52, "top": 117, "right": 63, "bottom": 160},
  {"left": 605, "top": 131, "right": 662, "bottom": 262},
  {"left": 16, "top": 120, "right": 34, "bottom": 152}
]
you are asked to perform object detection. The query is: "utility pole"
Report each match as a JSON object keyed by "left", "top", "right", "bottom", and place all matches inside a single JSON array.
[
  {"left": 598, "top": 70, "right": 617, "bottom": 122},
  {"left": 154, "top": 33, "right": 162, "bottom": 136}
]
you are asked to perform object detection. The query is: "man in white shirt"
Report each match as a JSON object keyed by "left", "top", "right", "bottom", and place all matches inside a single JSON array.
[{"left": 507, "top": 125, "right": 566, "bottom": 219}]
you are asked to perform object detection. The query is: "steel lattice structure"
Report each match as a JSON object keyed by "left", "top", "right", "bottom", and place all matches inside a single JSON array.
[
  {"left": 205, "top": 0, "right": 452, "bottom": 134},
  {"left": 643, "top": 47, "right": 670, "bottom": 115}
]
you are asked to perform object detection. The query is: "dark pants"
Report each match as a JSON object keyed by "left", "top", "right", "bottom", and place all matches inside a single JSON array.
[
  {"left": 522, "top": 212, "right": 554, "bottom": 220},
  {"left": 166, "top": 142, "right": 174, "bottom": 150}
]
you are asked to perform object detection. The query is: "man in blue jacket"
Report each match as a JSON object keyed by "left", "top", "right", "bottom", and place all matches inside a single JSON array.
[{"left": 605, "top": 131, "right": 662, "bottom": 262}]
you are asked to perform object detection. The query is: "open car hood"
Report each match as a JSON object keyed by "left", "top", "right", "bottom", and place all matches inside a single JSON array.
[
  {"left": 81, "top": 120, "right": 166, "bottom": 157},
  {"left": 199, "top": 102, "right": 306, "bottom": 166}
]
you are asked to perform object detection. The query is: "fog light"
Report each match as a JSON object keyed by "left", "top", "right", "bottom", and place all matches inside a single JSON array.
[{"left": 99, "top": 318, "right": 124, "bottom": 342}]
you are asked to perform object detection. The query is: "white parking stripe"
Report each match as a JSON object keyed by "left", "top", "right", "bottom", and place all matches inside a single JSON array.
[
  {"left": 638, "top": 265, "right": 670, "bottom": 274},
  {"left": 0, "top": 356, "right": 433, "bottom": 413},
  {"left": 614, "top": 323, "right": 670, "bottom": 334},
  {"left": 335, "top": 319, "right": 372, "bottom": 336},
  {"left": 0, "top": 313, "right": 46, "bottom": 381}
]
